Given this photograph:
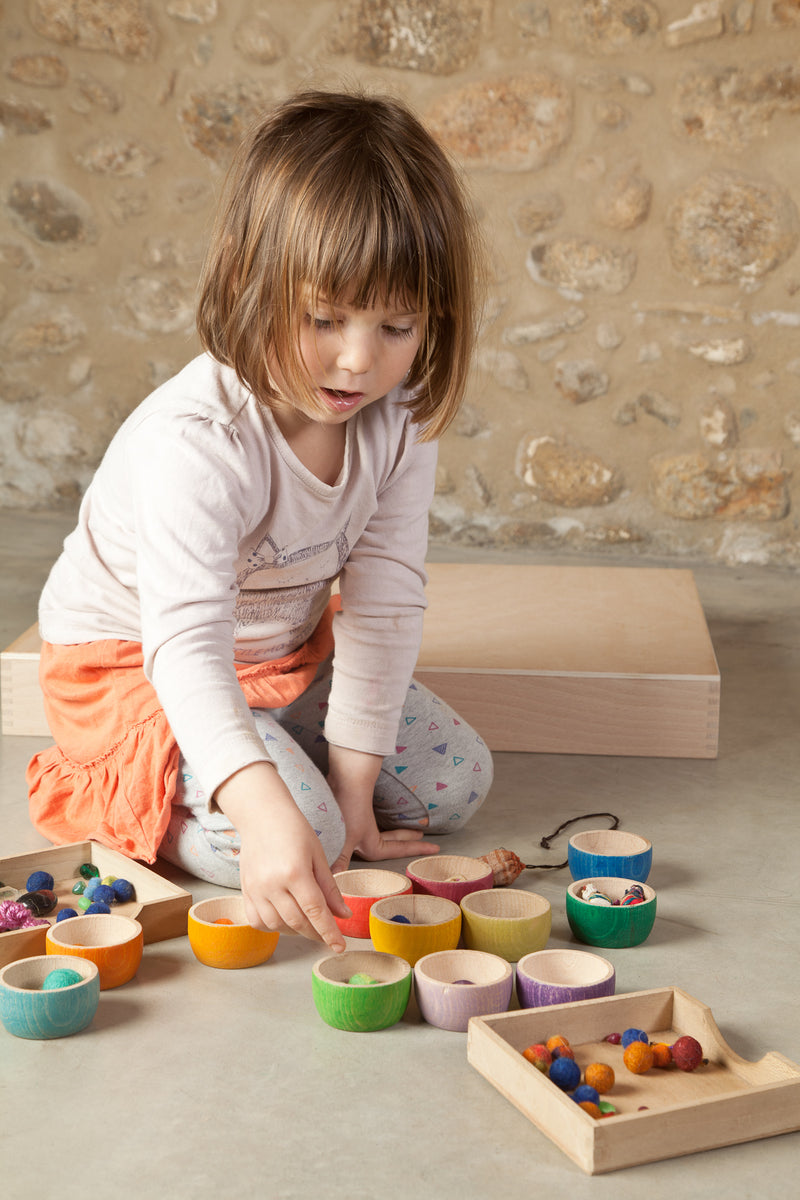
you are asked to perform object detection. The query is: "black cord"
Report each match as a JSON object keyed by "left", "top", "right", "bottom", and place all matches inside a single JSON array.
[{"left": 523, "top": 811, "right": 620, "bottom": 870}]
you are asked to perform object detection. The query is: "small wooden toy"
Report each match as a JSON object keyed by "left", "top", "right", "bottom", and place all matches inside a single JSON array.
[
  {"left": 459, "top": 888, "right": 551, "bottom": 963},
  {"left": 413, "top": 949, "right": 512, "bottom": 1032}
]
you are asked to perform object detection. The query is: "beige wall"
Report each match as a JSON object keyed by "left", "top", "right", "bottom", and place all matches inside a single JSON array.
[{"left": 2, "top": 1, "right": 799, "bottom": 567}]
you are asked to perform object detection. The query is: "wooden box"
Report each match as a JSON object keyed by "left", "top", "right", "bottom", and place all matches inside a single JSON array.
[
  {"left": 0, "top": 841, "right": 192, "bottom": 967},
  {"left": 1, "top": 623, "right": 47, "bottom": 737},
  {"left": 467, "top": 988, "right": 800, "bottom": 1174},
  {"left": 416, "top": 564, "right": 720, "bottom": 758}
]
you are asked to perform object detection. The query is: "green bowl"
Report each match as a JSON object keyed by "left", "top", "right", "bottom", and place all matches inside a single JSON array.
[
  {"left": 311, "top": 950, "right": 412, "bottom": 1032},
  {"left": 566, "top": 877, "right": 657, "bottom": 948}
]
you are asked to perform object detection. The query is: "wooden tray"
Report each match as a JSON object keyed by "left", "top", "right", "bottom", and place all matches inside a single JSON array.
[
  {"left": 0, "top": 841, "right": 192, "bottom": 967},
  {"left": 467, "top": 987, "right": 800, "bottom": 1174}
]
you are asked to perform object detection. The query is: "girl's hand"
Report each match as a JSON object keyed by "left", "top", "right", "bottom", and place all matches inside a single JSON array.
[
  {"left": 214, "top": 761, "right": 350, "bottom": 953},
  {"left": 326, "top": 744, "right": 440, "bottom": 876}
]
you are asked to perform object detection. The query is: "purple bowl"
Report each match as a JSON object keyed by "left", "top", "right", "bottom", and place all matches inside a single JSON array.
[{"left": 516, "top": 948, "right": 615, "bottom": 1009}]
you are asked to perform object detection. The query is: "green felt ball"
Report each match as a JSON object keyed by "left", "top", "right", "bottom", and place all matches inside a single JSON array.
[
  {"left": 348, "top": 973, "right": 379, "bottom": 985},
  {"left": 41, "top": 968, "right": 84, "bottom": 990}
]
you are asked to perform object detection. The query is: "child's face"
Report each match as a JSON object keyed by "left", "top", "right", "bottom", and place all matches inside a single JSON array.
[{"left": 276, "top": 292, "right": 423, "bottom": 423}]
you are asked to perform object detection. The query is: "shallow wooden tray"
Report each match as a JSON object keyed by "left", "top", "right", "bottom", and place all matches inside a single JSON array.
[
  {"left": 467, "top": 987, "right": 800, "bottom": 1174},
  {"left": 0, "top": 841, "right": 192, "bottom": 967}
]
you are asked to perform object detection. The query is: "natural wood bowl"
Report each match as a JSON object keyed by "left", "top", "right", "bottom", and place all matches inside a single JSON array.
[
  {"left": 414, "top": 949, "right": 513, "bottom": 1032},
  {"left": 567, "top": 829, "right": 652, "bottom": 884},
  {"left": 0, "top": 954, "right": 100, "bottom": 1040},
  {"left": 566, "top": 877, "right": 657, "bottom": 948},
  {"left": 406, "top": 854, "right": 494, "bottom": 904},
  {"left": 459, "top": 889, "right": 551, "bottom": 962},
  {"left": 187, "top": 896, "right": 279, "bottom": 969},
  {"left": 311, "top": 950, "right": 411, "bottom": 1032},
  {"left": 516, "top": 948, "right": 615, "bottom": 1009},
  {"left": 45, "top": 914, "right": 143, "bottom": 990},
  {"left": 369, "top": 894, "right": 462, "bottom": 966},
  {"left": 333, "top": 869, "right": 413, "bottom": 939}
]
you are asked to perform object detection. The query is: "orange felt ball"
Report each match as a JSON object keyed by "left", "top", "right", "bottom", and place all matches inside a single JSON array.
[
  {"left": 623, "top": 1041, "right": 655, "bottom": 1074},
  {"left": 584, "top": 1062, "right": 615, "bottom": 1093},
  {"left": 522, "top": 1043, "right": 552, "bottom": 1071},
  {"left": 578, "top": 1101, "right": 601, "bottom": 1119},
  {"left": 651, "top": 1042, "right": 673, "bottom": 1068},
  {"left": 546, "top": 1034, "right": 571, "bottom": 1053},
  {"left": 214, "top": 918, "right": 235, "bottom": 925}
]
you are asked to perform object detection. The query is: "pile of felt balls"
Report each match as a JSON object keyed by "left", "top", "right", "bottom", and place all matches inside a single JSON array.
[
  {"left": 0, "top": 865, "right": 136, "bottom": 930},
  {"left": 522, "top": 1027, "right": 705, "bottom": 1117}
]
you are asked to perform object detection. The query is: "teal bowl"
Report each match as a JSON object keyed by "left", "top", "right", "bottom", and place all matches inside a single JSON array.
[
  {"left": 566, "top": 877, "right": 657, "bottom": 948},
  {"left": 0, "top": 954, "right": 100, "bottom": 1039},
  {"left": 312, "top": 950, "right": 412, "bottom": 1032},
  {"left": 568, "top": 829, "right": 652, "bottom": 884}
]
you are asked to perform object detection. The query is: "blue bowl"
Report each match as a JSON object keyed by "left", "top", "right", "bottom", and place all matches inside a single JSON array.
[
  {"left": 0, "top": 954, "right": 100, "bottom": 1039},
  {"left": 568, "top": 829, "right": 652, "bottom": 884}
]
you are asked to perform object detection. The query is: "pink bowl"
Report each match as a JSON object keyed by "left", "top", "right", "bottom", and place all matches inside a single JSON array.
[{"left": 406, "top": 855, "right": 494, "bottom": 904}]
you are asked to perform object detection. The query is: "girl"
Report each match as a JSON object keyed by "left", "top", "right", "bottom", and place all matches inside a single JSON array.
[{"left": 27, "top": 89, "right": 492, "bottom": 955}]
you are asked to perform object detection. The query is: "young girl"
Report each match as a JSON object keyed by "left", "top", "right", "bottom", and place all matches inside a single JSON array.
[{"left": 27, "top": 89, "right": 492, "bottom": 955}]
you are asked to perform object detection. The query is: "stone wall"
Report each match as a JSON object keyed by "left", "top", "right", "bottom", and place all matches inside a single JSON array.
[{"left": 2, "top": 0, "right": 800, "bottom": 567}]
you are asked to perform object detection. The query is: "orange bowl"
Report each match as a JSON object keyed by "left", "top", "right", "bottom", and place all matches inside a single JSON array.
[
  {"left": 187, "top": 896, "right": 279, "bottom": 969},
  {"left": 46, "top": 914, "right": 143, "bottom": 990}
]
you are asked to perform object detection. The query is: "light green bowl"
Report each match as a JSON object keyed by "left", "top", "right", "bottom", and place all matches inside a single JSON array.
[{"left": 311, "top": 950, "right": 412, "bottom": 1032}]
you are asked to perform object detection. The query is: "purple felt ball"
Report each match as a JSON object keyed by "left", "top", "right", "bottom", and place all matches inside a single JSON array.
[
  {"left": 621, "top": 1027, "right": 649, "bottom": 1048},
  {"left": 26, "top": 870, "right": 54, "bottom": 892},
  {"left": 85, "top": 902, "right": 112, "bottom": 914},
  {"left": 549, "top": 1056, "right": 581, "bottom": 1091},
  {"left": 56, "top": 908, "right": 79, "bottom": 921}
]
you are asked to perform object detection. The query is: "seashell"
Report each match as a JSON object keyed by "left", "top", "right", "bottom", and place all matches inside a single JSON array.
[{"left": 478, "top": 848, "right": 526, "bottom": 887}]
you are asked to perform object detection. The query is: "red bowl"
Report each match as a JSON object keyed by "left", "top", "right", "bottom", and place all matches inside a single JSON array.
[{"left": 333, "top": 869, "right": 413, "bottom": 939}]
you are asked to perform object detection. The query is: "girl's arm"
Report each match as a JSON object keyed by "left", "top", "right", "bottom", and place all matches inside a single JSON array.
[{"left": 214, "top": 760, "right": 350, "bottom": 952}]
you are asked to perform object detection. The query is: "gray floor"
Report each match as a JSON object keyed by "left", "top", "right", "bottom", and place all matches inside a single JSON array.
[{"left": 2, "top": 508, "right": 799, "bottom": 1199}]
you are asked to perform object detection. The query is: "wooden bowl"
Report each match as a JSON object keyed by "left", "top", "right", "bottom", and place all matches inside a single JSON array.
[
  {"left": 311, "top": 950, "right": 411, "bottom": 1032},
  {"left": 0, "top": 954, "right": 100, "bottom": 1039},
  {"left": 414, "top": 949, "right": 513, "bottom": 1032},
  {"left": 45, "top": 914, "right": 143, "bottom": 990},
  {"left": 187, "top": 896, "right": 279, "bottom": 969},
  {"left": 333, "top": 869, "right": 413, "bottom": 939},
  {"left": 566, "top": 877, "right": 657, "bottom": 948},
  {"left": 406, "top": 854, "right": 494, "bottom": 904},
  {"left": 369, "top": 894, "right": 462, "bottom": 966},
  {"left": 459, "top": 889, "right": 551, "bottom": 962},
  {"left": 568, "top": 828, "right": 652, "bottom": 884},
  {"left": 516, "top": 948, "right": 616, "bottom": 1009}
]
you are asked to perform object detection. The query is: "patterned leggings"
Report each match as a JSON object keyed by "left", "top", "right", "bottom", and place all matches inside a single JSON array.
[{"left": 158, "top": 662, "right": 493, "bottom": 888}]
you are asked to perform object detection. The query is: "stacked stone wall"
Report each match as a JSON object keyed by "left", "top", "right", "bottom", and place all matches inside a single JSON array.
[{"left": 2, "top": 0, "right": 800, "bottom": 566}]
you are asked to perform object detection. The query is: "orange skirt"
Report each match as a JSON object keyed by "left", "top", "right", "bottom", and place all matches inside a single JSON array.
[{"left": 26, "top": 601, "right": 337, "bottom": 863}]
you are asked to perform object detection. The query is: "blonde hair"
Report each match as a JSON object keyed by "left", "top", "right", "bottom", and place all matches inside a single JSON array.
[{"left": 196, "top": 89, "right": 484, "bottom": 439}]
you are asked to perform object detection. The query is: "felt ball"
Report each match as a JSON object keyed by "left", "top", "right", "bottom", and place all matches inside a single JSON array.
[
  {"left": 522, "top": 1044, "right": 552, "bottom": 1072},
  {"left": 573, "top": 1084, "right": 600, "bottom": 1106},
  {"left": 42, "top": 967, "right": 83, "bottom": 990},
  {"left": 111, "top": 878, "right": 135, "bottom": 903},
  {"left": 549, "top": 1056, "right": 581, "bottom": 1091},
  {"left": 671, "top": 1034, "right": 703, "bottom": 1072},
  {"left": 85, "top": 901, "right": 112, "bottom": 914},
  {"left": 577, "top": 1101, "right": 601, "bottom": 1119},
  {"left": 651, "top": 1042, "right": 673, "bottom": 1069},
  {"left": 623, "top": 1041, "right": 655, "bottom": 1074},
  {"left": 621, "top": 1026, "right": 649, "bottom": 1047},
  {"left": 84, "top": 876, "right": 101, "bottom": 899},
  {"left": 26, "top": 870, "right": 54, "bottom": 892},
  {"left": 390, "top": 914, "right": 411, "bottom": 923},
  {"left": 348, "top": 973, "right": 378, "bottom": 985},
  {"left": 452, "top": 979, "right": 475, "bottom": 985},
  {"left": 92, "top": 884, "right": 115, "bottom": 905},
  {"left": 79, "top": 863, "right": 100, "bottom": 879},
  {"left": 551, "top": 1044, "right": 575, "bottom": 1061},
  {"left": 584, "top": 1062, "right": 615, "bottom": 1094},
  {"left": 214, "top": 918, "right": 234, "bottom": 925},
  {"left": 545, "top": 1034, "right": 571, "bottom": 1053},
  {"left": 56, "top": 908, "right": 79, "bottom": 921}
]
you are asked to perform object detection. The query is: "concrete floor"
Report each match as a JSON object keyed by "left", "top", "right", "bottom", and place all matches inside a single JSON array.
[{"left": 2, "top": 508, "right": 799, "bottom": 1198}]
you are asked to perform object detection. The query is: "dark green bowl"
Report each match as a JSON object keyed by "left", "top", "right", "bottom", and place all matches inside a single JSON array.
[{"left": 566, "top": 877, "right": 656, "bottom": 948}]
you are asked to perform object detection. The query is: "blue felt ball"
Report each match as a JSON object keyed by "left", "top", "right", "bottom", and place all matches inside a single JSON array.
[
  {"left": 549, "top": 1056, "right": 581, "bottom": 1091},
  {"left": 92, "top": 884, "right": 116, "bottom": 905},
  {"left": 84, "top": 876, "right": 101, "bottom": 899},
  {"left": 621, "top": 1027, "right": 649, "bottom": 1048},
  {"left": 26, "top": 870, "right": 55, "bottom": 892},
  {"left": 390, "top": 914, "right": 411, "bottom": 923},
  {"left": 56, "top": 908, "right": 79, "bottom": 921},
  {"left": 85, "top": 902, "right": 111, "bottom": 914},
  {"left": 111, "top": 878, "right": 135, "bottom": 903},
  {"left": 573, "top": 1084, "right": 601, "bottom": 1105}
]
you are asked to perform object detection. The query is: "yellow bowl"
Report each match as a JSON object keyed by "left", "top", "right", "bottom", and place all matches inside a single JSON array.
[
  {"left": 46, "top": 914, "right": 143, "bottom": 990},
  {"left": 187, "top": 896, "right": 279, "bottom": 969},
  {"left": 459, "top": 889, "right": 551, "bottom": 962},
  {"left": 369, "top": 894, "right": 461, "bottom": 966}
]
